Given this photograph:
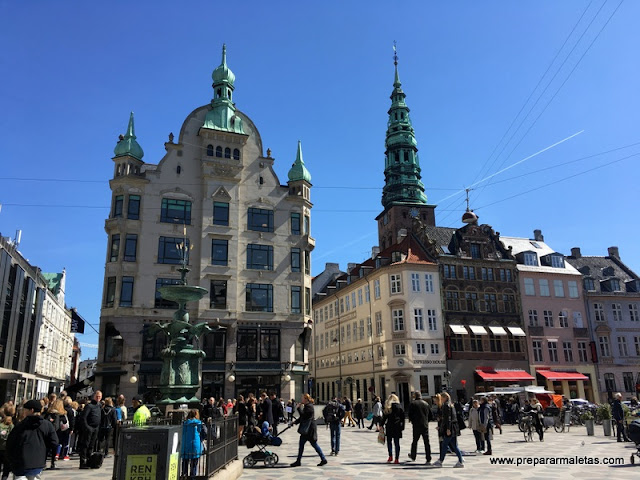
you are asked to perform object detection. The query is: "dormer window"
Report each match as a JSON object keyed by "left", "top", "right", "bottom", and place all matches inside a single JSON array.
[
  {"left": 602, "top": 266, "right": 615, "bottom": 277},
  {"left": 584, "top": 278, "right": 596, "bottom": 291},
  {"left": 391, "top": 251, "right": 402, "bottom": 263},
  {"left": 601, "top": 278, "right": 621, "bottom": 292},
  {"left": 551, "top": 255, "right": 564, "bottom": 268},
  {"left": 524, "top": 252, "right": 538, "bottom": 266},
  {"left": 626, "top": 280, "right": 640, "bottom": 293},
  {"left": 470, "top": 243, "right": 481, "bottom": 259}
]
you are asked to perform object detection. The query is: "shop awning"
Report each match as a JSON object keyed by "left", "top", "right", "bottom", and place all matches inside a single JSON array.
[
  {"left": 508, "top": 326, "right": 526, "bottom": 337},
  {"left": 488, "top": 326, "right": 507, "bottom": 335},
  {"left": 469, "top": 325, "right": 488, "bottom": 335},
  {"left": 475, "top": 369, "right": 535, "bottom": 381},
  {"left": 450, "top": 325, "right": 468, "bottom": 335},
  {"left": 537, "top": 370, "right": 589, "bottom": 381}
]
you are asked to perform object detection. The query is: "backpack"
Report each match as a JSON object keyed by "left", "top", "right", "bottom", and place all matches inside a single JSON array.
[
  {"left": 100, "top": 406, "right": 113, "bottom": 429},
  {"left": 456, "top": 407, "right": 466, "bottom": 432},
  {"left": 324, "top": 402, "right": 344, "bottom": 422}
]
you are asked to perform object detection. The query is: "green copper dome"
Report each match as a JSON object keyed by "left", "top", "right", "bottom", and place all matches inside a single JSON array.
[
  {"left": 114, "top": 112, "right": 144, "bottom": 160},
  {"left": 212, "top": 44, "right": 235, "bottom": 86},
  {"left": 288, "top": 141, "right": 312, "bottom": 183}
]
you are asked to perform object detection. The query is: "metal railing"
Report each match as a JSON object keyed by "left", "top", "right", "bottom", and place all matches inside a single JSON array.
[{"left": 203, "top": 415, "right": 238, "bottom": 477}]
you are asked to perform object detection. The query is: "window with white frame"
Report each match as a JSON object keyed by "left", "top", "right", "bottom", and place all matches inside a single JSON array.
[
  {"left": 359, "top": 319, "right": 365, "bottom": 339},
  {"left": 346, "top": 323, "right": 351, "bottom": 343},
  {"left": 358, "top": 289, "right": 363, "bottom": 305},
  {"left": 365, "top": 284, "right": 370, "bottom": 302},
  {"left": 629, "top": 304, "right": 639, "bottom": 322},
  {"left": 598, "top": 336, "right": 610, "bottom": 357},
  {"left": 618, "top": 336, "right": 628, "bottom": 356},
  {"left": 414, "top": 308, "right": 424, "bottom": 330},
  {"left": 425, "top": 274, "right": 434, "bottom": 293},
  {"left": 528, "top": 309, "right": 539, "bottom": 326},
  {"left": 375, "top": 311, "right": 382, "bottom": 336},
  {"left": 634, "top": 336, "right": 640, "bottom": 356},
  {"left": 573, "top": 311, "right": 583, "bottom": 328},
  {"left": 594, "top": 303, "right": 605, "bottom": 322},
  {"left": 411, "top": 273, "right": 420, "bottom": 292},
  {"left": 524, "top": 278, "right": 535, "bottom": 296},
  {"left": 394, "top": 344, "right": 406, "bottom": 356},
  {"left": 351, "top": 292, "right": 356, "bottom": 308},
  {"left": 551, "top": 255, "right": 564, "bottom": 268},
  {"left": 543, "top": 310, "right": 553, "bottom": 327},
  {"left": 553, "top": 280, "right": 564, "bottom": 297},
  {"left": 612, "top": 303, "right": 622, "bottom": 321},
  {"left": 374, "top": 279, "right": 381, "bottom": 299},
  {"left": 577, "top": 341, "right": 588, "bottom": 362},
  {"left": 548, "top": 341, "right": 558, "bottom": 362},
  {"left": 390, "top": 274, "right": 402, "bottom": 294},
  {"left": 345, "top": 295, "right": 350, "bottom": 311},
  {"left": 352, "top": 321, "right": 357, "bottom": 341},
  {"left": 427, "top": 309, "right": 437, "bottom": 331},
  {"left": 416, "top": 343, "right": 426, "bottom": 355},
  {"left": 377, "top": 345, "right": 384, "bottom": 359},
  {"left": 539, "top": 279, "right": 550, "bottom": 297},
  {"left": 340, "top": 298, "right": 344, "bottom": 313},
  {"left": 563, "top": 341, "right": 573, "bottom": 362},
  {"left": 558, "top": 311, "right": 568, "bottom": 328},
  {"left": 568, "top": 281, "right": 579, "bottom": 298},
  {"left": 367, "top": 316, "right": 372, "bottom": 338},
  {"left": 524, "top": 252, "right": 538, "bottom": 266},
  {"left": 532, "top": 340, "right": 543, "bottom": 362},
  {"left": 430, "top": 343, "right": 439, "bottom": 355},
  {"left": 392, "top": 309, "right": 405, "bottom": 331}
]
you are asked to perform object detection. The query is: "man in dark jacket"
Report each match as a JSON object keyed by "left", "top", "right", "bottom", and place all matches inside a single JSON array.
[
  {"left": 7, "top": 399, "right": 58, "bottom": 479},
  {"left": 269, "top": 392, "right": 283, "bottom": 435},
  {"left": 612, "top": 392, "right": 630, "bottom": 442},
  {"left": 77, "top": 390, "right": 103, "bottom": 469},
  {"left": 259, "top": 391, "right": 273, "bottom": 427},
  {"left": 407, "top": 392, "right": 432, "bottom": 464}
]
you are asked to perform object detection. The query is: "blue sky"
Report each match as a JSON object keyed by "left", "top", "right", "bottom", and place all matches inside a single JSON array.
[{"left": 1, "top": 1, "right": 638, "bottom": 361}]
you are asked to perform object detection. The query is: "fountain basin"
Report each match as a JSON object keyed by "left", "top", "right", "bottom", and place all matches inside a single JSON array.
[{"left": 158, "top": 285, "right": 208, "bottom": 303}]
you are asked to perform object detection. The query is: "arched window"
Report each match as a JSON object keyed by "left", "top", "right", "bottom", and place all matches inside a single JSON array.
[
  {"left": 233, "top": 148, "right": 240, "bottom": 160},
  {"left": 224, "top": 147, "right": 231, "bottom": 158},
  {"left": 215, "top": 146, "right": 222, "bottom": 158},
  {"left": 404, "top": 151, "right": 409, "bottom": 162},
  {"left": 207, "top": 144, "right": 214, "bottom": 156}
]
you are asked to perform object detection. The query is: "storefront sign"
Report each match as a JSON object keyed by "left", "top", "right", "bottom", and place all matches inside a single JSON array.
[
  {"left": 125, "top": 454, "right": 157, "bottom": 480},
  {"left": 413, "top": 359, "right": 445, "bottom": 365},
  {"left": 168, "top": 453, "right": 179, "bottom": 480}
]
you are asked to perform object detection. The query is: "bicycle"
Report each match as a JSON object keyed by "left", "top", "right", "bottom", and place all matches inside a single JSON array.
[{"left": 521, "top": 413, "right": 534, "bottom": 442}]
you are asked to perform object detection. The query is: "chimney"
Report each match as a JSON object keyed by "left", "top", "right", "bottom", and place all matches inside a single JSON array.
[
  {"left": 371, "top": 246, "right": 380, "bottom": 259},
  {"left": 533, "top": 229, "right": 544, "bottom": 242},
  {"left": 570, "top": 247, "right": 582, "bottom": 258},
  {"left": 347, "top": 263, "right": 357, "bottom": 273},
  {"left": 607, "top": 246, "right": 620, "bottom": 259}
]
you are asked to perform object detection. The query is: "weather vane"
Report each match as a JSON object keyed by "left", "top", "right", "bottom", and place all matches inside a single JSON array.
[{"left": 393, "top": 40, "right": 398, "bottom": 66}]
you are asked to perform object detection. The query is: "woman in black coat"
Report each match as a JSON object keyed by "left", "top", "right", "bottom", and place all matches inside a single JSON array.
[
  {"left": 289, "top": 394, "right": 327, "bottom": 467},
  {"left": 380, "top": 394, "right": 405, "bottom": 463},
  {"left": 354, "top": 398, "right": 364, "bottom": 428},
  {"left": 233, "top": 395, "right": 248, "bottom": 440}
]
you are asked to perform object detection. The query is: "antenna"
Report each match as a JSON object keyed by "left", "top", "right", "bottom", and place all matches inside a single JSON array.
[
  {"left": 393, "top": 40, "right": 398, "bottom": 65},
  {"left": 14, "top": 230, "right": 22, "bottom": 248},
  {"left": 465, "top": 188, "right": 472, "bottom": 212}
]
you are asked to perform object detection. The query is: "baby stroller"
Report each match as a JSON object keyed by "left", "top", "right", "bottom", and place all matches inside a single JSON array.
[
  {"left": 629, "top": 420, "right": 640, "bottom": 465},
  {"left": 242, "top": 422, "right": 290, "bottom": 467}
]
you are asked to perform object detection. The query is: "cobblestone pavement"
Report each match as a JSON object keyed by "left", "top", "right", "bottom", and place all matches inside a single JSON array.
[{"left": 37, "top": 423, "right": 639, "bottom": 479}]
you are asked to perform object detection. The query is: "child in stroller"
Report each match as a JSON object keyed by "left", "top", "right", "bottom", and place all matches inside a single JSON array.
[
  {"left": 242, "top": 421, "right": 284, "bottom": 467},
  {"left": 629, "top": 419, "right": 640, "bottom": 465}
]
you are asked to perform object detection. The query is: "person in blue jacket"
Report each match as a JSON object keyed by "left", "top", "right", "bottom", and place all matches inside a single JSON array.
[{"left": 181, "top": 409, "right": 207, "bottom": 479}]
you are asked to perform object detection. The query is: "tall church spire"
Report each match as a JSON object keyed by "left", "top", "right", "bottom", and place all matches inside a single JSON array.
[
  {"left": 114, "top": 112, "right": 144, "bottom": 160},
  {"left": 381, "top": 44, "right": 427, "bottom": 209}
]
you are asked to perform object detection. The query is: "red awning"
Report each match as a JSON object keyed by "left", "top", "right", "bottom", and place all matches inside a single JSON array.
[
  {"left": 475, "top": 369, "right": 534, "bottom": 381},
  {"left": 537, "top": 370, "right": 589, "bottom": 381}
]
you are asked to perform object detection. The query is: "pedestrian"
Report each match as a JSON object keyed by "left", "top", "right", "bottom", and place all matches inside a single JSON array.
[
  {"left": 6, "top": 399, "right": 58, "bottom": 480},
  {"left": 354, "top": 398, "right": 364, "bottom": 428},
  {"left": 432, "top": 392, "right": 464, "bottom": 468},
  {"left": 380, "top": 393, "right": 405, "bottom": 464},
  {"left": 289, "top": 393, "right": 327, "bottom": 467},
  {"left": 0, "top": 407, "right": 14, "bottom": 480},
  {"left": 181, "top": 409, "right": 207, "bottom": 479},
  {"left": 342, "top": 397, "right": 355, "bottom": 427},
  {"left": 132, "top": 396, "right": 151, "bottom": 426},
  {"left": 612, "top": 392, "right": 630, "bottom": 442},
  {"left": 201, "top": 397, "right": 216, "bottom": 424},
  {"left": 468, "top": 399, "right": 484, "bottom": 453},
  {"left": 246, "top": 397, "right": 258, "bottom": 433},
  {"left": 286, "top": 399, "right": 296, "bottom": 422},
  {"left": 323, "top": 397, "right": 345, "bottom": 456},
  {"left": 77, "top": 391, "right": 102, "bottom": 469},
  {"left": 233, "top": 395, "right": 247, "bottom": 440},
  {"left": 259, "top": 392, "right": 273, "bottom": 428},
  {"left": 44, "top": 399, "right": 65, "bottom": 470},
  {"left": 99, "top": 397, "right": 117, "bottom": 457},
  {"left": 113, "top": 395, "right": 125, "bottom": 452},
  {"left": 529, "top": 397, "right": 544, "bottom": 442},
  {"left": 407, "top": 391, "right": 432, "bottom": 464},
  {"left": 59, "top": 397, "right": 74, "bottom": 461},
  {"left": 479, "top": 396, "right": 494, "bottom": 455},
  {"left": 368, "top": 396, "right": 383, "bottom": 431},
  {"left": 269, "top": 392, "right": 283, "bottom": 435}
]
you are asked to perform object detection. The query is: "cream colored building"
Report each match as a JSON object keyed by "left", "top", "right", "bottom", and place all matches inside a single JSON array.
[
  {"left": 96, "top": 46, "right": 314, "bottom": 403},
  {"left": 311, "top": 234, "right": 445, "bottom": 411}
]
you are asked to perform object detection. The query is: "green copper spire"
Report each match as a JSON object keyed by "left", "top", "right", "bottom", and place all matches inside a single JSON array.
[
  {"left": 203, "top": 44, "right": 244, "bottom": 133},
  {"left": 288, "top": 140, "right": 312, "bottom": 183},
  {"left": 114, "top": 112, "right": 144, "bottom": 160},
  {"left": 381, "top": 45, "right": 427, "bottom": 208}
]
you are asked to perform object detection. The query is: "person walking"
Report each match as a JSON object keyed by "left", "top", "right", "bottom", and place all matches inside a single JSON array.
[
  {"left": 233, "top": 395, "right": 247, "bottom": 440},
  {"left": 181, "top": 409, "right": 207, "bottom": 479},
  {"left": 77, "top": 390, "right": 102, "bottom": 469},
  {"left": 612, "top": 392, "right": 630, "bottom": 442},
  {"left": 342, "top": 397, "right": 355, "bottom": 427},
  {"left": 290, "top": 394, "right": 327, "bottom": 467},
  {"left": 99, "top": 397, "right": 117, "bottom": 457},
  {"left": 529, "top": 397, "right": 544, "bottom": 442},
  {"left": 59, "top": 397, "right": 74, "bottom": 461},
  {"left": 380, "top": 394, "right": 405, "bottom": 464},
  {"left": 478, "top": 396, "right": 493, "bottom": 455},
  {"left": 269, "top": 392, "right": 283, "bottom": 435},
  {"left": 368, "top": 397, "right": 383, "bottom": 431},
  {"left": 432, "top": 392, "right": 464, "bottom": 468},
  {"left": 323, "top": 397, "right": 345, "bottom": 456},
  {"left": 353, "top": 398, "right": 364, "bottom": 428},
  {"left": 6, "top": 399, "right": 58, "bottom": 480},
  {"left": 44, "top": 399, "right": 64, "bottom": 470},
  {"left": 407, "top": 392, "right": 432, "bottom": 464},
  {"left": 0, "top": 408, "right": 14, "bottom": 480},
  {"left": 468, "top": 399, "right": 484, "bottom": 453}
]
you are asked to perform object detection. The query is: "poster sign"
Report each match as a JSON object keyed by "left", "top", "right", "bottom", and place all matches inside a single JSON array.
[
  {"left": 70, "top": 309, "right": 85, "bottom": 334},
  {"left": 168, "top": 453, "right": 179, "bottom": 480},
  {"left": 125, "top": 454, "right": 157, "bottom": 480}
]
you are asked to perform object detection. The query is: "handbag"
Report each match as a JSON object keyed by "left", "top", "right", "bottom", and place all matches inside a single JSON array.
[
  {"left": 478, "top": 423, "right": 487, "bottom": 434},
  {"left": 377, "top": 428, "right": 385, "bottom": 444},
  {"left": 299, "top": 419, "right": 312, "bottom": 435}
]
